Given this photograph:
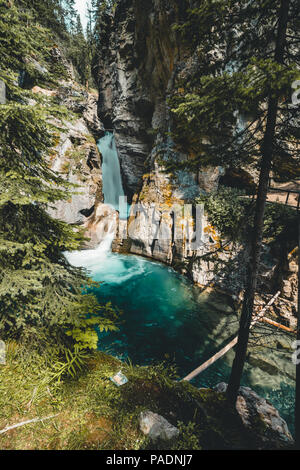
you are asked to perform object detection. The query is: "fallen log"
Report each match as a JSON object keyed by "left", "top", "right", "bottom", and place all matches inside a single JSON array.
[
  {"left": 182, "top": 291, "right": 281, "bottom": 382},
  {"left": 260, "top": 316, "right": 296, "bottom": 333}
]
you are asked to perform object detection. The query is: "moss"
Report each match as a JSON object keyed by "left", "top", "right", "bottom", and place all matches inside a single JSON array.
[
  {"left": 64, "top": 146, "right": 88, "bottom": 168},
  {"left": 0, "top": 344, "right": 292, "bottom": 450},
  {"left": 83, "top": 134, "right": 97, "bottom": 145},
  {"left": 60, "top": 161, "right": 71, "bottom": 174}
]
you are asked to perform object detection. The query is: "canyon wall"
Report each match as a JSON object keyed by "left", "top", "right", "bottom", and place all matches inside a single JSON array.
[
  {"left": 94, "top": 0, "right": 241, "bottom": 289},
  {"left": 41, "top": 0, "right": 296, "bottom": 326}
]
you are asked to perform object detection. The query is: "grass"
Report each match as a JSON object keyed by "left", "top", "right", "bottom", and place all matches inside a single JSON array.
[{"left": 0, "top": 342, "right": 292, "bottom": 450}]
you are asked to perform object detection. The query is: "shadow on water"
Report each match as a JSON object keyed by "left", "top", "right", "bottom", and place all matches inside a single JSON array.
[
  {"left": 66, "top": 131, "right": 295, "bottom": 436},
  {"left": 84, "top": 251, "right": 295, "bottom": 435}
]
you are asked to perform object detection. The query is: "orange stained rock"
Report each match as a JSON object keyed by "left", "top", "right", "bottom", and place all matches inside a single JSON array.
[{"left": 32, "top": 86, "right": 57, "bottom": 97}]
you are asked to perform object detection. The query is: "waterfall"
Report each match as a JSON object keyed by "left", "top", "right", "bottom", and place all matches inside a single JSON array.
[
  {"left": 97, "top": 132, "right": 129, "bottom": 220},
  {"left": 65, "top": 214, "right": 146, "bottom": 283},
  {"left": 65, "top": 217, "right": 116, "bottom": 271},
  {"left": 65, "top": 132, "right": 128, "bottom": 268}
]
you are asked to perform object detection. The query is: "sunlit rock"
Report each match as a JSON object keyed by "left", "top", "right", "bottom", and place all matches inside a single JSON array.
[{"left": 139, "top": 411, "right": 179, "bottom": 442}]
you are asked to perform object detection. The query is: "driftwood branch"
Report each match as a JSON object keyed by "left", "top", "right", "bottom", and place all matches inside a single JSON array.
[{"left": 0, "top": 414, "right": 60, "bottom": 435}]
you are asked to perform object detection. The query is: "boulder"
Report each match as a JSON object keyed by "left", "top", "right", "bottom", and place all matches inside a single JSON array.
[
  {"left": 282, "top": 280, "right": 293, "bottom": 299},
  {"left": 214, "top": 383, "right": 293, "bottom": 447},
  {"left": 25, "top": 57, "right": 48, "bottom": 76},
  {"left": 139, "top": 411, "right": 179, "bottom": 442},
  {"left": 32, "top": 86, "right": 57, "bottom": 97},
  {"left": 84, "top": 204, "right": 117, "bottom": 248}
]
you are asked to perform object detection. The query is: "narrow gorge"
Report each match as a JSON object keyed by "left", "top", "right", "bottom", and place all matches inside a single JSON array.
[
  {"left": 1, "top": 0, "right": 299, "bottom": 452},
  {"left": 45, "top": 0, "right": 298, "bottom": 442}
]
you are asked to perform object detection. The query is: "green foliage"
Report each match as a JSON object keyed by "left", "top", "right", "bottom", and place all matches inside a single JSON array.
[
  {"left": 1, "top": 346, "right": 284, "bottom": 450},
  {"left": 0, "top": 0, "right": 118, "bottom": 349},
  {"left": 66, "top": 14, "right": 92, "bottom": 86},
  {"left": 0, "top": 2, "right": 51, "bottom": 74},
  {"left": 66, "top": 300, "right": 121, "bottom": 350},
  {"left": 47, "top": 347, "right": 89, "bottom": 383},
  {"left": 169, "top": 60, "right": 298, "bottom": 171},
  {"left": 198, "top": 186, "right": 297, "bottom": 248},
  {"left": 263, "top": 203, "right": 297, "bottom": 245},
  {"left": 197, "top": 187, "right": 252, "bottom": 240},
  {"left": 15, "top": 0, "right": 77, "bottom": 38},
  {"left": 170, "top": 422, "right": 201, "bottom": 450},
  {"left": 168, "top": 0, "right": 300, "bottom": 180},
  {"left": 9, "top": 0, "right": 93, "bottom": 88},
  {"left": 88, "top": 0, "right": 118, "bottom": 76}
]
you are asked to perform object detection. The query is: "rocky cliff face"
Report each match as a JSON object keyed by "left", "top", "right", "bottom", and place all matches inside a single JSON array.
[
  {"left": 39, "top": 1, "right": 297, "bottom": 325},
  {"left": 94, "top": 0, "right": 239, "bottom": 289},
  {"left": 47, "top": 84, "right": 103, "bottom": 226},
  {"left": 95, "top": 0, "right": 194, "bottom": 198},
  {"left": 28, "top": 48, "right": 119, "bottom": 249}
]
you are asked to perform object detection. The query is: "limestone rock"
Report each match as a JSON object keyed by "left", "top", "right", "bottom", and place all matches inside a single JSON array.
[
  {"left": 282, "top": 279, "right": 293, "bottom": 299},
  {"left": 32, "top": 86, "right": 57, "bottom": 97},
  {"left": 84, "top": 204, "right": 117, "bottom": 249},
  {"left": 47, "top": 114, "right": 102, "bottom": 232},
  {"left": 139, "top": 411, "right": 179, "bottom": 442},
  {"left": 83, "top": 93, "right": 104, "bottom": 138},
  {"left": 25, "top": 57, "right": 48, "bottom": 76},
  {"left": 43, "top": 50, "right": 104, "bottom": 244},
  {"left": 198, "top": 166, "right": 225, "bottom": 192}
]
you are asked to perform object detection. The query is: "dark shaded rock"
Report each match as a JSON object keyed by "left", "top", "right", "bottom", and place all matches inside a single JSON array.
[
  {"left": 94, "top": 0, "right": 190, "bottom": 199},
  {"left": 214, "top": 383, "right": 294, "bottom": 448}
]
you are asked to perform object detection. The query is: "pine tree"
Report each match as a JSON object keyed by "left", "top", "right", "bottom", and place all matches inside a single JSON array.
[
  {"left": 15, "top": 0, "right": 77, "bottom": 36},
  {"left": 67, "top": 14, "right": 92, "bottom": 86},
  {"left": 89, "top": 0, "right": 115, "bottom": 45},
  {"left": 170, "top": 0, "right": 299, "bottom": 180},
  {"left": 170, "top": 0, "right": 299, "bottom": 426},
  {"left": 0, "top": 1, "right": 118, "bottom": 349},
  {"left": 226, "top": 0, "right": 292, "bottom": 404}
]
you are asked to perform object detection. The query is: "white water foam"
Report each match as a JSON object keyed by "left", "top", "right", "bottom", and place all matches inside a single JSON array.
[{"left": 65, "top": 217, "right": 146, "bottom": 284}]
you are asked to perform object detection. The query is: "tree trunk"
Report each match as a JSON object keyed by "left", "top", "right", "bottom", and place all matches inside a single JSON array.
[
  {"left": 296, "top": 213, "right": 300, "bottom": 449},
  {"left": 226, "top": 0, "right": 290, "bottom": 405}
]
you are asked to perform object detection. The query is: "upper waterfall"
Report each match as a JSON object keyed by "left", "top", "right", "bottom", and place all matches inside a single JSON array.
[{"left": 97, "top": 132, "right": 129, "bottom": 220}]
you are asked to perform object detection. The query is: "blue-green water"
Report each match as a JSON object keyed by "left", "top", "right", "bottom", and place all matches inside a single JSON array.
[
  {"left": 66, "top": 245, "right": 295, "bottom": 435},
  {"left": 67, "top": 130, "right": 295, "bottom": 435}
]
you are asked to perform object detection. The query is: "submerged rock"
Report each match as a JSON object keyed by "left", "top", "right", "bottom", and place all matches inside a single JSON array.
[
  {"left": 214, "top": 383, "right": 294, "bottom": 447},
  {"left": 139, "top": 411, "right": 179, "bottom": 442}
]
